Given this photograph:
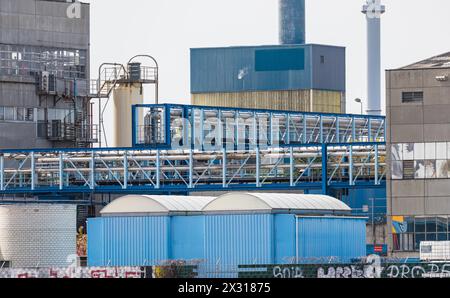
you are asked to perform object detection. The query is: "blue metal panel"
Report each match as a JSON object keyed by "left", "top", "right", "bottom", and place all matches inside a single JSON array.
[
  {"left": 342, "top": 188, "right": 387, "bottom": 221},
  {"left": 87, "top": 218, "right": 104, "bottom": 267},
  {"left": 170, "top": 216, "right": 204, "bottom": 260},
  {"left": 190, "top": 44, "right": 345, "bottom": 94},
  {"left": 312, "top": 45, "right": 346, "bottom": 92},
  {"left": 204, "top": 214, "right": 274, "bottom": 276},
  {"left": 274, "top": 214, "right": 296, "bottom": 263},
  {"left": 255, "top": 48, "right": 305, "bottom": 71},
  {"left": 89, "top": 216, "right": 170, "bottom": 267},
  {"left": 296, "top": 217, "right": 367, "bottom": 262}
]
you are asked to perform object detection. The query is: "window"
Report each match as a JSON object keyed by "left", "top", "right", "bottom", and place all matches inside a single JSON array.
[
  {"left": 402, "top": 91, "right": 423, "bottom": 103},
  {"left": 4, "top": 107, "right": 15, "bottom": 121},
  {"left": 0, "top": 107, "right": 3, "bottom": 121},
  {"left": 320, "top": 55, "right": 325, "bottom": 64},
  {"left": 16, "top": 107, "right": 24, "bottom": 121},
  {"left": 25, "top": 108, "right": 34, "bottom": 122}
]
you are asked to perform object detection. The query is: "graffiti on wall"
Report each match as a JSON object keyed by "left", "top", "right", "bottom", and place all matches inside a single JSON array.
[
  {"left": 0, "top": 267, "right": 145, "bottom": 279},
  {"left": 239, "top": 257, "right": 450, "bottom": 279}
]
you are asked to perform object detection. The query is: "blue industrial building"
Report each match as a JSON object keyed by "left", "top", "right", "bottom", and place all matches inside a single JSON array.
[
  {"left": 87, "top": 193, "right": 367, "bottom": 275},
  {"left": 190, "top": 44, "right": 345, "bottom": 94}
]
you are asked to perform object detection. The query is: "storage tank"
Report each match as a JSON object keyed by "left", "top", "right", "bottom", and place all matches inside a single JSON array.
[
  {"left": 0, "top": 204, "right": 77, "bottom": 268},
  {"left": 111, "top": 82, "right": 144, "bottom": 147}
]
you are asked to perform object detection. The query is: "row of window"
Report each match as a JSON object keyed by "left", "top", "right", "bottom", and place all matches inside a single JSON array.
[
  {"left": 0, "top": 107, "right": 34, "bottom": 122},
  {"left": 0, "top": 44, "right": 87, "bottom": 79},
  {"left": 391, "top": 143, "right": 450, "bottom": 180},
  {"left": 0, "top": 107, "right": 75, "bottom": 124},
  {"left": 392, "top": 216, "right": 450, "bottom": 252}
]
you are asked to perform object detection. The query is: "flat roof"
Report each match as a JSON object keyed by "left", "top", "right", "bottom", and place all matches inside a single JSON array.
[{"left": 190, "top": 43, "right": 346, "bottom": 51}]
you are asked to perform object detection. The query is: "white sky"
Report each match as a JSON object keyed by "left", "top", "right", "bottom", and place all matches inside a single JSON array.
[{"left": 84, "top": 0, "right": 450, "bottom": 121}]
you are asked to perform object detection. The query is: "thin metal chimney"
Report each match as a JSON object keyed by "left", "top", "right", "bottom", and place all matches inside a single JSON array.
[
  {"left": 279, "top": 0, "right": 306, "bottom": 45},
  {"left": 362, "top": 0, "right": 385, "bottom": 116}
]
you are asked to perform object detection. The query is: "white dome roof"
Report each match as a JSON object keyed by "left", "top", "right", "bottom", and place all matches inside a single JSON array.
[
  {"left": 100, "top": 193, "right": 351, "bottom": 216},
  {"left": 100, "top": 195, "right": 216, "bottom": 216},
  {"left": 203, "top": 193, "right": 351, "bottom": 213}
]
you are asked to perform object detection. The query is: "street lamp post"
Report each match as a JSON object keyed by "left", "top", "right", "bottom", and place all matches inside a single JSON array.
[{"left": 355, "top": 98, "right": 363, "bottom": 115}]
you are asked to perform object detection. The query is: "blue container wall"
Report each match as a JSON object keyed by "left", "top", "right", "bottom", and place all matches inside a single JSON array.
[
  {"left": 171, "top": 216, "right": 204, "bottom": 260},
  {"left": 204, "top": 214, "right": 274, "bottom": 271},
  {"left": 297, "top": 217, "right": 367, "bottom": 262},
  {"left": 87, "top": 218, "right": 104, "bottom": 266},
  {"left": 190, "top": 45, "right": 345, "bottom": 94},
  {"left": 273, "top": 214, "right": 296, "bottom": 263},
  {"left": 87, "top": 216, "right": 170, "bottom": 267}
]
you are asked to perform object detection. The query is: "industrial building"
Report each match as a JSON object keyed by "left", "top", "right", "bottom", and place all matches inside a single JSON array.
[
  {"left": 190, "top": 0, "right": 346, "bottom": 114},
  {"left": 0, "top": 0, "right": 95, "bottom": 149},
  {"left": 87, "top": 193, "right": 367, "bottom": 275},
  {"left": 387, "top": 52, "right": 450, "bottom": 257},
  {"left": 190, "top": 44, "right": 346, "bottom": 114}
]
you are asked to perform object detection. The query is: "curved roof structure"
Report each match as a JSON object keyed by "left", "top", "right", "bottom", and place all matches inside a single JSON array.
[
  {"left": 203, "top": 193, "right": 351, "bottom": 213},
  {"left": 100, "top": 195, "right": 216, "bottom": 216},
  {"left": 100, "top": 193, "right": 351, "bottom": 216}
]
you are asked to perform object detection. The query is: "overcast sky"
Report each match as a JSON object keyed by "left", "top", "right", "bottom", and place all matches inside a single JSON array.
[{"left": 84, "top": 0, "right": 450, "bottom": 116}]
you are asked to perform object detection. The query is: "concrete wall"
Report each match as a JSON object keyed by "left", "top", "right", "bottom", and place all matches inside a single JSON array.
[
  {"left": 386, "top": 66, "right": 450, "bottom": 256},
  {"left": 0, "top": 0, "right": 90, "bottom": 149}
]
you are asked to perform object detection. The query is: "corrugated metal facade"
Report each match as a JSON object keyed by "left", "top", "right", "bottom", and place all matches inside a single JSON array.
[
  {"left": 190, "top": 44, "right": 345, "bottom": 113},
  {"left": 204, "top": 214, "right": 273, "bottom": 273},
  {"left": 88, "top": 214, "right": 366, "bottom": 268},
  {"left": 88, "top": 216, "right": 170, "bottom": 267},
  {"left": 191, "top": 44, "right": 345, "bottom": 93},
  {"left": 191, "top": 90, "right": 344, "bottom": 113},
  {"left": 296, "top": 217, "right": 367, "bottom": 262}
]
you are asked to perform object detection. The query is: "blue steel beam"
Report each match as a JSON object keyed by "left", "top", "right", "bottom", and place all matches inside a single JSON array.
[
  {"left": 132, "top": 104, "right": 386, "bottom": 150},
  {"left": 0, "top": 144, "right": 386, "bottom": 197}
]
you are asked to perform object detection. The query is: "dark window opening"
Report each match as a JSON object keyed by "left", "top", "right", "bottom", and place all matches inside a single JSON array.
[
  {"left": 402, "top": 91, "right": 423, "bottom": 103},
  {"left": 320, "top": 55, "right": 325, "bottom": 64}
]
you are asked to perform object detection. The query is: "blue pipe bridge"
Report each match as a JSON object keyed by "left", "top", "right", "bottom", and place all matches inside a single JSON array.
[{"left": 0, "top": 105, "right": 386, "bottom": 201}]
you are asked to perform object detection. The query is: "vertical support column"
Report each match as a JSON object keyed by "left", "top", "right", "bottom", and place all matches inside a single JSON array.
[
  {"left": 0, "top": 155, "right": 4, "bottom": 191},
  {"left": 131, "top": 106, "right": 137, "bottom": 147},
  {"left": 303, "top": 115, "right": 307, "bottom": 143},
  {"left": 218, "top": 110, "right": 223, "bottom": 150},
  {"left": 200, "top": 109, "right": 205, "bottom": 151},
  {"left": 59, "top": 153, "right": 64, "bottom": 190},
  {"left": 31, "top": 151, "right": 35, "bottom": 191},
  {"left": 256, "top": 147, "right": 261, "bottom": 188},
  {"left": 352, "top": 116, "right": 356, "bottom": 143},
  {"left": 286, "top": 113, "right": 290, "bottom": 145},
  {"left": 375, "top": 145, "right": 379, "bottom": 185},
  {"left": 336, "top": 117, "right": 340, "bottom": 143},
  {"left": 222, "top": 148, "right": 227, "bottom": 188},
  {"left": 189, "top": 149, "right": 194, "bottom": 189},
  {"left": 321, "top": 145, "right": 328, "bottom": 195},
  {"left": 90, "top": 151, "right": 95, "bottom": 190},
  {"left": 253, "top": 112, "right": 258, "bottom": 149},
  {"left": 269, "top": 113, "right": 273, "bottom": 146},
  {"left": 290, "top": 147, "right": 294, "bottom": 187},
  {"left": 235, "top": 112, "right": 239, "bottom": 150},
  {"left": 368, "top": 118, "right": 372, "bottom": 142},
  {"left": 319, "top": 116, "right": 324, "bottom": 144},
  {"left": 156, "top": 150, "right": 161, "bottom": 189},
  {"left": 349, "top": 145, "right": 354, "bottom": 186},
  {"left": 123, "top": 152, "right": 128, "bottom": 190}
]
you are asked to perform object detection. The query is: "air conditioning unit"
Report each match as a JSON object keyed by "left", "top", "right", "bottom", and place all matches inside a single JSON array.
[{"left": 41, "top": 71, "right": 50, "bottom": 93}]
